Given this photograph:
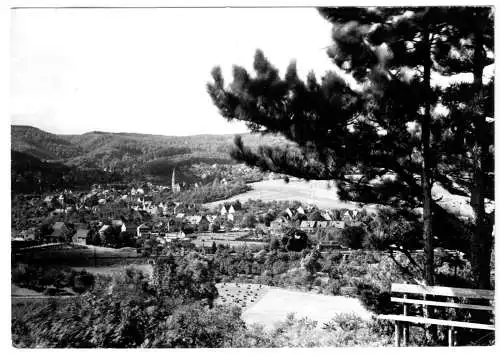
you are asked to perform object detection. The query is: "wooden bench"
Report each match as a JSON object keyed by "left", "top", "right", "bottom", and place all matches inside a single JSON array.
[{"left": 379, "top": 283, "right": 495, "bottom": 346}]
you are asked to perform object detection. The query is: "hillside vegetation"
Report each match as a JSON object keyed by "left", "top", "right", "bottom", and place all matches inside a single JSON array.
[
  {"left": 11, "top": 125, "right": 294, "bottom": 185},
  {"left": 11, "top": 150, "right": 120, "bottom": 194}
]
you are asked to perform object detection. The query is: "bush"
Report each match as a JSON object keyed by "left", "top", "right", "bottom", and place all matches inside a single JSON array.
[
  {"left": 12, "top": 263, "right": 96, "bottom": 295},
  {"left": 340, "top": 226, "right": 366, "bottom": 249},
  {"left": 352, "top": 279, "right": 396, "bottom": 315},
  {"left": 366, "top": 317, "right": 394, "bottom": 337},
  {"left": 234, "top": 313, "right": 393, "bottom": 347},
  {"left": 325, "top": 278, "right": 343, "bottom": 295},
  {"left": 72, "top": 271, "right": 95, "bottom": 293},
  {"left": 324, "top": 313, "right": 364, "bottom": 332}
]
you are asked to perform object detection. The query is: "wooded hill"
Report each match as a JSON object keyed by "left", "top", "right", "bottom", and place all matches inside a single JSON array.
[
  {"left": 11, "top": 150, "right": 121, "bottom": 194},
  {"left": 11, "top": 125, "right": 293, "bottom": 185}
]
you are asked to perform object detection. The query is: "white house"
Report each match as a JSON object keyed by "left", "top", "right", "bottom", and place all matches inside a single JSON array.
[
  {"left": 137, "top": 223, "right": 151, "bottom": 237},
  {"left": 321, "top": 211, "right": 332, "bottom": 221},
  {"left": 99, "top": 225, "right": 110, "bottom": 236},
  {"left": 73, "top": 229, "right": 88, "bottom": 245},
  {"left": 186, "top": 215, "right": 202, "bottom": 225}
]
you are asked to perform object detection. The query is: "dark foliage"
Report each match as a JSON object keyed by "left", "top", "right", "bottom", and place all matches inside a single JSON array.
[{"left": 11, "top": 150, "right": 120, "bottom": 194}]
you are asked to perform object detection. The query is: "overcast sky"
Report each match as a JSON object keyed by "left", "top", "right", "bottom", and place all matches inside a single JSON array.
[{"left": 10, "top": 8, "right": 334, "bottom": 136}]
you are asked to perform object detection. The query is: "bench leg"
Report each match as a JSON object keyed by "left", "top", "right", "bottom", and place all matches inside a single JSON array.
[
  {"left": 403, "top": 323, "right": 409, "bottom": 346},
  {"left": 395, "top": 321, "right": 402, "bottom": 347},
  {"left": 448, "top": 327, "right": 455, "bottom": 347}
]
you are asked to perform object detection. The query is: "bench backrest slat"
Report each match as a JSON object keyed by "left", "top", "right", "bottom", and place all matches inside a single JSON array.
[
  {"left": 391, "top": 283, "right": 495, "bottom": 300},
  {"left": 391, "top": 297, "right": 495, "bottom": 311}
]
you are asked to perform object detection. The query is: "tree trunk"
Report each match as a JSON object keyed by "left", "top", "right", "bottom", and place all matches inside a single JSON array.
[
  {"left": 470, "top": 30, "right": 493, "bottom": 290},
  {"left": 422, "top": 22, "right": 434, "bottom": 286}
]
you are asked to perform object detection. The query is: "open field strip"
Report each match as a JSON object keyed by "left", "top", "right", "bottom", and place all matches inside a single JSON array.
[
  {"left": 205, "top": 179, "right": 478, "bottom": 219},
  {"left": 12, "top": 284, "right": 44, "bottom": 297},
  {"left": 216, "top": 283, "right": 373, "bottom": 329},
  {"left": 205, "top": 179, "right": 372, "bottom": 210}
]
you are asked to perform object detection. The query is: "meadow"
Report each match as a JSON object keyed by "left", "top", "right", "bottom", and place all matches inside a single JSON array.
[
  {"left": 216, "top": 282, "right": 373, "bottom": 330},
  {"left": 205, "top": 179, "right": 371, "bottom": 210}
]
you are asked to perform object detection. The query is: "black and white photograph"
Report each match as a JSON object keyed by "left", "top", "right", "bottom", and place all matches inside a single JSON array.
[{"left": 7, "top": 1, "right": 496, "bottom": 348}]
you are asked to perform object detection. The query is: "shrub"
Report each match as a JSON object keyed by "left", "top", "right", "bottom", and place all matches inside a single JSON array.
[
  {"left": 72, "top": 271, "right": 95, "bottom": 293},
  {"left": 366, "top": 317, "right": 394, "bottom": 337},
  {"left": 325, "top": 278, "right": 343, "bottom": 295},
  {"left": 340, "top": 226, "right": 366, "bottom": 249},
  {"left": 324, "top": 313, "right": 364, "bottom": 332}
]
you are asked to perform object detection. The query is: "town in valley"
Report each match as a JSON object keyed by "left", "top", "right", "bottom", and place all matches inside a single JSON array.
[{"left": 10, "top": 6, "right": 495, "bottom": 348}]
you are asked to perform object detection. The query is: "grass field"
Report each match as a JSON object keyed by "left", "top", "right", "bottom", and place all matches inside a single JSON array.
[
  {"left": 205, "top": 178, "right": 476, "bottom": 218},
  {"left": 205, "top": 179, "right": 371, "bottom": 210},
  {"left": 218, "top": 284, "right": 373, "bottom": 329},
  {"left": 12, "top": 284, "right": 44, "bottom": 297}
]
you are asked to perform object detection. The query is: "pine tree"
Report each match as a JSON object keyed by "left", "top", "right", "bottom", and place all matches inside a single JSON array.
[
  {"left": 207, "top": 7, "right": 494, "bottom": 286},
  {"left": 433, "top": 7, "right": 495, "bottom": 288}
]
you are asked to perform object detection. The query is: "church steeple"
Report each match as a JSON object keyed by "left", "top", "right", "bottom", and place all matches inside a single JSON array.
[
  {"left": 171, "top": 168, "right": 181, "bottom": 193},
  {"left": 171, "top": 168, "right": 176, "bottom": 190}
]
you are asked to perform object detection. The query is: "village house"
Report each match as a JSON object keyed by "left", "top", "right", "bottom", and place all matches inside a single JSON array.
[
  {"left": 11, "top": 229, "right": 24, "bottom": 242},
  {"left": 164, "top": 231, "right": 186, "bottom": 240},
  {"left": 198, "top": 216, "right": 210, "bottom": 231},
  {"left": 316, "top": 221, "right": 329, "bottom": 229},
  {"left": 300, "top": 220, "right": 316, "bottom": 232},
  {"left": 112, "top": 219, "right": 127, "bottom": 233},
  {"left": 50, "top": 208, "right": 66, "bottom": 217},
  {"left": 321, "top": 211, "right": 332, "bottom": 221},
  {"left": 49, "top": 221, "right": 71, "bottom": 243},
  {"left": 15, "top": 227, "right": 37, "bottom": 241},
  {"left": 330, "top": 221, "right": 346, "bottom": 229},
  {"left": 98, "top": 225, "right": 111, "bottom": 238},
  {"left": 186, "top": 215, "right": 202, "bottom": 226},
  {"left": 270, "top": 216, "right": 288, "bottom": 236},
  {"left": 124, "top": 223, "right": 138, "bottom": 237},
  {"left": 43, "top": 195, "right": 53, "bottom": 204},
  {"left": 73, "top": 229, "right": 88, "bottom": 245},
  {"left": 137, "top": 223, "right": 151, "bottom": 237}
]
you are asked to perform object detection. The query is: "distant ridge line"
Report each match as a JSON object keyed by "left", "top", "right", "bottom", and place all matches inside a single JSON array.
[{"left": 11, "top": 124, "right": 250, "bottom": 138}]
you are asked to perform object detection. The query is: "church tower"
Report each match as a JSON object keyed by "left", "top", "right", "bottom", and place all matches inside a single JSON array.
[
  {"left": 171, "top": 168, "right": 181, "bottom": 193},
  {"left": 171, "top": 168, "right": 176, "bottom": 190}
]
